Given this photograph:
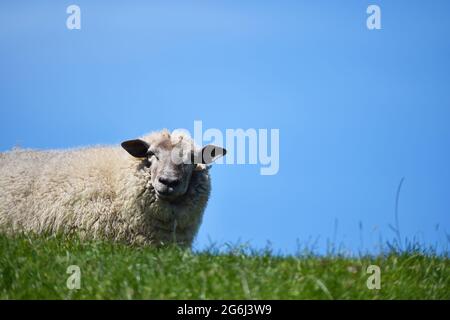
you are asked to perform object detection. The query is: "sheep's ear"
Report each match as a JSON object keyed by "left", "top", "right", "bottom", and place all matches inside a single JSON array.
[
  {"left": 121, "top": 139, "right": 150, "bottom": 158},
  {"left": 199, "top": 145, "right": 227, "bottom": 164}
]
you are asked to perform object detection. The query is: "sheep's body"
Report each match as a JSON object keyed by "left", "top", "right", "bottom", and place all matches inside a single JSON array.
[{"left": 0, "top": 131, "right": 211, "bottom": 247}]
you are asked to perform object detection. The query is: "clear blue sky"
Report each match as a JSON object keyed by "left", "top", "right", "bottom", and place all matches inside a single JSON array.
[{"left": 1, "top": 1, "right": 449, "bottom": 254}]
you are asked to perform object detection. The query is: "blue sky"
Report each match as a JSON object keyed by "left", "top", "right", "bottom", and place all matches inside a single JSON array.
[{"left": 0, "top": 1, "right": 449, "bottom": 254}]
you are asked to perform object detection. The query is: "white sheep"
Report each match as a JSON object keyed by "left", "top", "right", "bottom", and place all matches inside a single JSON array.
[{"left": 0, "top": 130, "right": 226, "bottom": 247}]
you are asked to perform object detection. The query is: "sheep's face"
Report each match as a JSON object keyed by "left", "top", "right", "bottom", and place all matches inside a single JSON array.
[{"left": 121, "top": 136, "right": 226, "bottom": 202}]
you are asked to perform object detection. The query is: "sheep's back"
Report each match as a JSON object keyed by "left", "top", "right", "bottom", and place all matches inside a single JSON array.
[{"left": 0, "top": 147, "right": 126, "bottom": 234}]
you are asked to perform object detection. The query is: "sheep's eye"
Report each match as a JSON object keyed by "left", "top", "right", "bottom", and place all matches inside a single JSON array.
[{"left": 147, "top": 150, "right": 158, "bottom": 160}]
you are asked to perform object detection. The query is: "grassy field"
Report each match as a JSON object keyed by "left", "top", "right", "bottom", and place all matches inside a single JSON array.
[{"left": 0, "top": 233, "right": 448, "bottom": 299}]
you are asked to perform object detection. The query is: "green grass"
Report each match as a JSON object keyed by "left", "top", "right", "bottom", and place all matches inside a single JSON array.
[{"left": 0, "top": 233, "right": 448, "bottom": 299}]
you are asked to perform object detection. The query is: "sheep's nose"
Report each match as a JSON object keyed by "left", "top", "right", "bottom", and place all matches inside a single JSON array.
[{"left": 158, "top": 176, "right": 181, "bottom": 188}]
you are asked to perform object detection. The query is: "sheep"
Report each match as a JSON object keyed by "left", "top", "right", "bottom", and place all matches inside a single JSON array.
[{"left": 0, "top": 130, "right": 226, "bottom": 247}]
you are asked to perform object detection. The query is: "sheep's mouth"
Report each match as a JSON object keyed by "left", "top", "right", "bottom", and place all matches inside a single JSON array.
[{"left": 155, "top": 190, "right": 181, "bottom": 202}]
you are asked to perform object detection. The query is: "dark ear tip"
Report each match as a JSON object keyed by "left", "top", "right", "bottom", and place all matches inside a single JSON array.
[
  {"left": 221, "top": 148, "right": 227, "bottom": 156},
  {"left": 121, "top": 140, "right": 134, "bottom": 147}
]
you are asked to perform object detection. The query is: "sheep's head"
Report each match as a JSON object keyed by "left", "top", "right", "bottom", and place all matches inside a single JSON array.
[{"left": 121, "top": 133, "right": 226, "bottom": 202}]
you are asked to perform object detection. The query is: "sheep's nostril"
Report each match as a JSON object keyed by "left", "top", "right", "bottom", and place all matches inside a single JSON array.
[
  {"left": 169, "top": 179, "right": 180, "bottom": 188},
  {"left": 158, "top": 176, "right": 170, "bottom": 186},
  {"left": 159, "top": 177, "right": 180, "bottom": 188}
]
